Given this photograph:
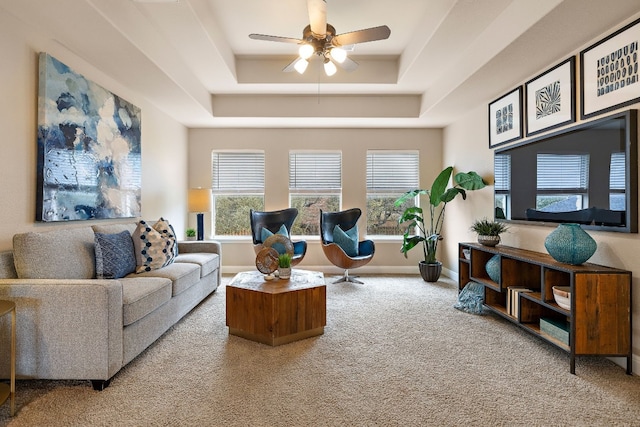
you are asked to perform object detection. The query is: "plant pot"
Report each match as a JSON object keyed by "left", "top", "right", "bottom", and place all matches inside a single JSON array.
[
  {"left": 419, "top": 261, "right": 442, "bottom": 282},
  {"left": 186, "top": 236, "right": 196, "bottom": 241},
  {"left": 278, "top": 267, "right": 291, "bottom": 280},
  {"left": 477, "top": 235, "right": 500, "bottom": 246}
]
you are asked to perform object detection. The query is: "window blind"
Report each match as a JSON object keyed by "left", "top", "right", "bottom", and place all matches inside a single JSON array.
[
  {"left": 211, "top": 151, "right": 264, "bottom": 192},
  {"left": 494, "top": 154, "right": 511, "bottom": 192},
  {"left": 610, "top": 152, "right": 626, "bottom": 190},
  {"left": 289, "top": 152, "right": 341, "bottom": 191},
  {"left": 366, "top": 150, "right": 419, "bottom": 191},
  {"left": 537, "top": 153, "right": 589, "bottom": 190}
]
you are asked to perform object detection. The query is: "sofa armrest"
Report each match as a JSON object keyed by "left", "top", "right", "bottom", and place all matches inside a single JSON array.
[
  {"left": 178, "top": 240, "right": 221, "bottom": 255},
  {"left": 0, "top": 279, "right": 123, "bottom": 381}
]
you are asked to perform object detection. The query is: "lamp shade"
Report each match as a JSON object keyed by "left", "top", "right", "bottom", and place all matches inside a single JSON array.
[{"left": 188, "top": 188, "right": 211, "bottom": 213}]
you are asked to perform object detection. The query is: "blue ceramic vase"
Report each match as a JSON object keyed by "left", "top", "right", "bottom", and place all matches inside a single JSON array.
[
  {"left": 544, "top": 223, "right": 597, "bottom": 265},
  {"left": 485, "top": 254, "right": 500, "bottom": 283}
]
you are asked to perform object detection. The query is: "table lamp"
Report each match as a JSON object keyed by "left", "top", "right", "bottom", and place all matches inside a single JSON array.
[{"left": 188, "top": 188, "right": 211, "bottom": 240}]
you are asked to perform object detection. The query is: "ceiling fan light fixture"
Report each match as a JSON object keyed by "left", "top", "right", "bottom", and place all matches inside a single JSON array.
[
  {"left": 330, "top": 47, "right": 347, "bottom": 63},
  {"left": 298, "top": 43, "right": 314, "bottom": 60},
  {"left": 294, "top": 58, "right": 309, "bottom": 74},
  {"left": 323, "top": 58, "right": 337, "bottom": 76}
]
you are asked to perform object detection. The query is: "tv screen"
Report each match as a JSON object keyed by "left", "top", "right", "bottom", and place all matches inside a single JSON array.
[{"left": 494, "top": 109, "right": 637, "bottom": 233}]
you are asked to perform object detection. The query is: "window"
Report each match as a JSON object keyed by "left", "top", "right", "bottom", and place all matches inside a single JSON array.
[
  {"left": 211, "top": 151, "right": 264, "bottom": 236},
  {"left": 366, "top": 150, "right": 419, "bottom": 235},
  {"left": 494, "top": 154, "right": 511, "bottom": 219},
  {"left": 609, "top": 151, "right": 626, "bottom": 210},
  {"left": 536, "top": 153, "right": 589, "bottom": 211},
  {"left": 289, "top": 151, "right": 341, "bottom": 236}
]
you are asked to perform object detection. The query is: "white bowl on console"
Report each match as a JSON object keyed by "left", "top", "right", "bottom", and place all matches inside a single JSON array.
[{"left": 552, "top": 286, "right": 571, "bottom": 310}]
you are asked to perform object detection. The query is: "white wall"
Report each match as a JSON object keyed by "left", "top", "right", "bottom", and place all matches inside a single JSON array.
[
  {"left": 442, "top": 14, "right": 640, "bottom": 372},
  {"left": 0, "top": 11, "right": 189, "bottom": 252},
  {"left": 188, "top": 127, "right": 442, "bottom": 273}
]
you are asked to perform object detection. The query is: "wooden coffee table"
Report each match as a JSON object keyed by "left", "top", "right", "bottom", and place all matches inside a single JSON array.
[{"left": 226, "top": 269, "right": 326, "bottom": 346}]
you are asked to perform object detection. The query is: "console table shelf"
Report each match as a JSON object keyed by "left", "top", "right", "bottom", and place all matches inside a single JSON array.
[{"left": 459, "top": 242, "right": 632, "bottom": 375}]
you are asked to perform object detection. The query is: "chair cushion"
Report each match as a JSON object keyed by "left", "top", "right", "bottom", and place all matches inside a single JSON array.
[
  {"left": 261, "top": 224, "right": 289, "bottom": 254},
  {"left": 132, "top": 218, "right": 178, "bottom": 273},
  {"left": 94, "top": 231, "right": 137, "bottom": 279},
  {"left": 174, "top": 253, "right": 220, "bottom": 278},
  {"left": 120, "top": 277, "right": 172, "bottom": 326},
  {"left": 333, "top": 224, "right": 359, "bottom": 257}
]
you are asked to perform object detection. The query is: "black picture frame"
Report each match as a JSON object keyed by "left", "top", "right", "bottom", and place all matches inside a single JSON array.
[
  {"left": 488, "top": 87, "right": 523, "bottom": 148},
  {"left": 525, "top": 57, "right": 576, "bottom": 136},
  {"left": 580, "top": 17, "right": 640, "bottom": 119}
]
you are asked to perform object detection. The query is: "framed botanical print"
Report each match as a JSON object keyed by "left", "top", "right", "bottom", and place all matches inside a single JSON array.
[
  {"left": 488, "top": 87, "right": 523, "bottom": 148},
  {"left": 581, "top": 17, "right": 640, "bottom": 119},
  {"left": 525, "top": 57, "right": 575, "bottom": 136}
]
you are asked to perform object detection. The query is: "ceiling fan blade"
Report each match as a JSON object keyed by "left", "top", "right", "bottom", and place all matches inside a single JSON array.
[
  {"left": 249, "top": 34, "right": 303, "bottom": 44},
  {"left": 336, "top": 56, "right": 358, "bottom": 72},
  {"left": 333, "top": 25, "right": 391, "bottom": 46},
  {"left": 283, "top": 57, "right": 304, "bottom": 73},
  {"left": 307, "top": 0, "right": 327, "bottom": 38}
]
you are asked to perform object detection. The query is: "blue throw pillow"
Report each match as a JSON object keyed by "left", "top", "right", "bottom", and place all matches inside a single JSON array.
[
  {"left": 333, "top": 224, "right": 358, "bottom": 257},
  {"left": 261, "top": 224, "right": 289, "bottom": 254},
  {"left": 95, "top": 231, "right": 137, "bottom": 279}
]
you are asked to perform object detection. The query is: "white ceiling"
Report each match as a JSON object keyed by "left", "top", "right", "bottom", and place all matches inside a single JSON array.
[{"left": 2, "top": 0, "right": 640, "bottom": 128}]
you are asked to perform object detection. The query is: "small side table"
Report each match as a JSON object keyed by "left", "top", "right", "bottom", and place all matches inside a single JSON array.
[{"left": 0, "top": 300, "right": 15, "bottom": 416}]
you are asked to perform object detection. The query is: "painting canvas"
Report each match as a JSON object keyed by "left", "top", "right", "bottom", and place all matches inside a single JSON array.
[{"left": 37, "top": 53, "right": 141, "bottom": 222}]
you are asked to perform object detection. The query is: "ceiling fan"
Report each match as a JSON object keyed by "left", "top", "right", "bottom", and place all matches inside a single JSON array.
[{"left": 248, "top": 0, "right": 391, "bottom": 76}]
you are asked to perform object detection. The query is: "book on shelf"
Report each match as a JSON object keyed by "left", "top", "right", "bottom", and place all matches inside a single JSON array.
[{"left": 506, "top": 286, "right": 532, "bottom": 318}]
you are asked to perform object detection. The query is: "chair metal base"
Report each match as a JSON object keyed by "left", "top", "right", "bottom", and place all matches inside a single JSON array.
[{"left": 333, "top": 270, "right": 363, "bottom": 284}]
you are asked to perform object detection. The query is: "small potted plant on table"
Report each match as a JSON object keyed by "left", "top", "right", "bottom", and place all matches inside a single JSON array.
[
  {"left": 470, "top": 218, "right": 508, "bottom": 246},
  {"left": 185, "top": 228, "right": 196, "bottom": 241},
  {"left": 278, "top": 253, "right": 292, "bottom": 279}
]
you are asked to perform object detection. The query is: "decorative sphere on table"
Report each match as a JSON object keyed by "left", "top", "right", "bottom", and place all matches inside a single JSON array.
[{"left": 544, "top": 223, "right": 597, "bottom": 265}]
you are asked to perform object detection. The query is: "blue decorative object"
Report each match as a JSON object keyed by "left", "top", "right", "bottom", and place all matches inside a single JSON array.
[
  {"left": 261, "top": 224, "right": 289, "bottom": 254},
  {"left": 454, "top": 281, "right": 485, "bottom": 314},
  {"left": 544, "top": 223, "right": 597, "bottom": 265},
  {"left": 485, "top": 254, "right": 500, "bottom": 283},
  {"left": 333, "top": 224, "right": 359, "bottom": 257}
]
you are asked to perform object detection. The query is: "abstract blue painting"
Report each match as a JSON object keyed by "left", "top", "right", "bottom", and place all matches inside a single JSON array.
[{"left": 36, "top": 53, "right": 141, "bottom": 222}]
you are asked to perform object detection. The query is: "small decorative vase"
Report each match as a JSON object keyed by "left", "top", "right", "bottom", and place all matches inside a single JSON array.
[
  {"left": 278, "top": 267, "right": 291, "bottom": 280},
  {"left": 419, "top": 261, "right": 442, "bottom": 282},
  {"left": 478, "top": 235, "right": 500, "bottom": 247},
  {"left": 544, "top": 223, "right": 597, "bottom": 265},
  {"left": 485, "top": 254, "right": 500, "bottom": 283}
]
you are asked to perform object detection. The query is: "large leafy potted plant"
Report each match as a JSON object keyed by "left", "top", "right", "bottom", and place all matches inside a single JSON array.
[{"left": 395, "top": 166, "right": 487, "bottom": 282}]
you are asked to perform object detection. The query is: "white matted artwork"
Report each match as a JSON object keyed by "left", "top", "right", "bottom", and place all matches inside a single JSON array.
[
  {"left": 525, "top": 57, "right": 575, "bottom": 136},
  {"left": 488, "top": 87, "right": 522, "bottom": 148},
  {"left": 581, "top": 17, "right": 640, "bottom": 119}
]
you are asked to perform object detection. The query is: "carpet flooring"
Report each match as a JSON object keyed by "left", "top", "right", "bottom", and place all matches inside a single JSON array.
[{"left": 0, "top": 274, "right": 639, "bottom": 426}]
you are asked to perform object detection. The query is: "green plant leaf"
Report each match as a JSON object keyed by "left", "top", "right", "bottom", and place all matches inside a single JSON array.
[
  {"left": 454, "top": 171, "right": 487, "bottom": 190},
  {"left": 429, "top": 167, "right": 453, "bottom": 206},
  {"left": 394, "top": 189, "right": 427, "bottom": 206}
]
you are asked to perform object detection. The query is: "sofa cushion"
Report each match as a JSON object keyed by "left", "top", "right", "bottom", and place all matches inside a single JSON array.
[
  {"left": 131, "top": 262, "right": 200, "bottom": 296},
  {"left": 174, "top": 253, "right": 220, "bottom": 278},
  {"left": 92, "top": 223, "right": 137, "bottom": 236},
  {"left": 119, "top": 277, "right": 172, "bottom": 326},
  {"left": 13, "top": 227, "right": 96, "bottom": 279},
  {"left": 94, "top": 231, "right": 137, "bottom": 279},
  {"left": 132, "top": 218, "right": 177, "bottom": 273},
  {"left": 260, "top": 224, "right": 289, "bottom": 254}
]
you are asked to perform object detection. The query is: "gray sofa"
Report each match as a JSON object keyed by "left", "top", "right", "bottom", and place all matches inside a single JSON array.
[{"left": 0, "top": 222, "right": 221, "bottom": 390}]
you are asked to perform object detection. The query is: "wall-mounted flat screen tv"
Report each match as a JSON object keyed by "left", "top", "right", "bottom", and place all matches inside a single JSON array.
[{"left": 494, "top": 109, "right": 637, "bottom": 233}]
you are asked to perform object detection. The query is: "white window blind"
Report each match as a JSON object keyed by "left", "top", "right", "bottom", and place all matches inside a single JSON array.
[
  {"left": 289, "top": 152, "right": 341, "bottom": 191},
  {"left": 494, "top": 154, "right": 511, "bottom": 191},
  {"left": 610, "top": 152, "right": 626, "bottom": 190},
  {"left": 366, "top": 150, "right": 419, "bottom": 191},
  {"left": 211, "top": 151, "right": 264, "bottom": 192},
  {"left": 537, "top": 153, "right": 589, "bottom": 190}
]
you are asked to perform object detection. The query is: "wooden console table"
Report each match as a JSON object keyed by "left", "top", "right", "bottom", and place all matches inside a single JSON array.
[
  {"left": 458, "top": 243, "right": 632, "bottom": 375},
  {"left": 226, "top": 269, "right": 326, "bottom": 346},
  {"left": 0, "top": 300, "right": 15, "bottom": 416}
]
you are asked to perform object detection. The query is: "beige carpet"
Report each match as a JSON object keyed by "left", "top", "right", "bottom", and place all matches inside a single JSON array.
[{"left": 0, "top": 274, "right": 639, "bottom": 426}]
